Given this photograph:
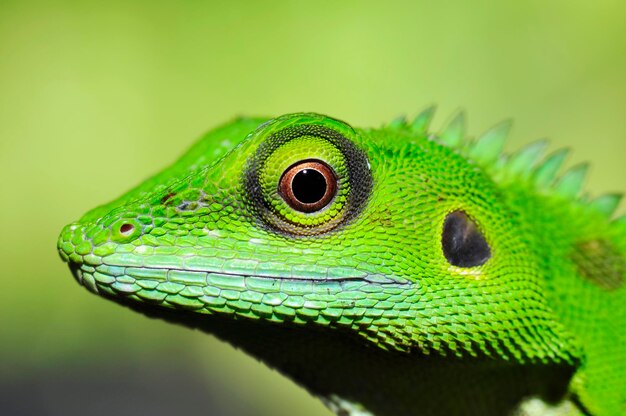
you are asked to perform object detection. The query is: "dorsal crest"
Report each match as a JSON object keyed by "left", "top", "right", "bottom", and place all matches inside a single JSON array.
[{"left": 388, "top": 107, "right": 624, "bottom": 223}]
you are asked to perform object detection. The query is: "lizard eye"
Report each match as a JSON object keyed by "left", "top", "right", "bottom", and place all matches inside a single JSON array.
[
  {"left": 244, "top": 114, "right": 372, "bottom": 236},
  {"left": 278, "top": 160, "right": 337, "bottom": 213}
]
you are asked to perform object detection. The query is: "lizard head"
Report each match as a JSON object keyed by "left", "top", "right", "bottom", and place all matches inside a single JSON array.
[{"left": 58, "top": 113, "right": 579, "bottom": 364}]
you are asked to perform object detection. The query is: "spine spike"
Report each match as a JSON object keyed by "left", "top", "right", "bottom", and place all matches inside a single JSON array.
[
  {"left": 615, "top": 215, "right": 626, "bottom": 227},
  {"left": 493, "top": 156, "right": 508, "bottom": 171},
  {"left": 554, "top": 163, "right": 589, "bottom": 198},
  {"left": 388, "top": 115, "right": 408, "bottom": 129},
  {"left": 506, "top": 139, "right": 549, "bottom": 176},
  {"left": 411, "top": 106, "right": 437, "bottom": 134},
  {"left": 468, "top": 120, "right": 512, "bottom": 164},
  {"left": 533, "top": 149, "right": 570, "bottom": 188},
  {"left": 578, "top": 192, "right": 591, "bottom": 203},
  {"left": 589, "top": 193, "right": 623, "bottom": 217},
  {"left": 439, "top": 110, "right": 466, "bottom": 147}
]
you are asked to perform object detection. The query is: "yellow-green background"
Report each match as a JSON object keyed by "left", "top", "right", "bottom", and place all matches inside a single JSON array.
[{"left": 1, "top": 1, "right": 625, "bottom": 415}]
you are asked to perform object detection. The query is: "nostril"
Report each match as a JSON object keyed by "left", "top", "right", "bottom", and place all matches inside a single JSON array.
[
  {"left": 110, "top": 219, "right": 140, "bottom": 242},
  {"left": 119, "top": 223, "right": 135, "bottom": 235}
]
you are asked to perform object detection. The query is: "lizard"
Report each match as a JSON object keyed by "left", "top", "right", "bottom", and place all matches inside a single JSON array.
[{"left": 57, "top": 110, "right": 626, "bottom": 416}]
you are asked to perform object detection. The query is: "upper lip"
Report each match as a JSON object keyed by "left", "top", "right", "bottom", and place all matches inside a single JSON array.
[
  {"left": 71, "top": 261, "right": 407, "bottom": 285},
  {"left": 59, "top": 224, "right": 410, "bottom": 288}
]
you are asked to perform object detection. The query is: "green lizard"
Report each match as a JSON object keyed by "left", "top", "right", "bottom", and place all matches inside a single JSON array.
[{"left": 58, "top": 110, "right": 626, "bottom": 416}]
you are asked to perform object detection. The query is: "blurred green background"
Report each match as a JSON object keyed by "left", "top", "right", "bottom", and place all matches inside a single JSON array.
[{"left": 1, "top": 1, "right": 625, "bottom": 415}]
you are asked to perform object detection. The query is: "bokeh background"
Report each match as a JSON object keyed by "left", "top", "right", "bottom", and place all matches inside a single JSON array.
[{"left": 1, "top": 1, "right": 625, "bottom": 415}]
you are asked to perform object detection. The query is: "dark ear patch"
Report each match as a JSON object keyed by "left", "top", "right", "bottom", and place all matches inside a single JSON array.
[
  {"left": 442, "top": 211, "right": 491, "bottom": 267},
  {"left": 571, "top": 239, "right": 625, "bottom": 291}
]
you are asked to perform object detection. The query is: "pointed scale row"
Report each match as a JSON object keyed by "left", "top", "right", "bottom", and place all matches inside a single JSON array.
[{"left": 388, "top": 107, "right": 623, "bottom": 221}]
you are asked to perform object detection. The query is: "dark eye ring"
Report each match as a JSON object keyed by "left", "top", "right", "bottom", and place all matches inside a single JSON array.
[{"left": 278, "top": 160, "right": 337, "bottom": 213}]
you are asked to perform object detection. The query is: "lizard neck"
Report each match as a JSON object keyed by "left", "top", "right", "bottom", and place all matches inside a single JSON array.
[
  {"left": 501, "top": 181, "right": 626, "bottom": 415},
  {"left": 124, "top": 299, "right": 575, "bottom": 416}
]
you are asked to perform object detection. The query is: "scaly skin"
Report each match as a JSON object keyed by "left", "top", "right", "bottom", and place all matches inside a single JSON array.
[{"left": 58, "top": 111, "right": 626, "bottom": 416}]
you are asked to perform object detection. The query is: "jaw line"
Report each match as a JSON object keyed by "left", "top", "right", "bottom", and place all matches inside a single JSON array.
[{"left": 70, "top": 260, "right": 410, "bottom": 285}]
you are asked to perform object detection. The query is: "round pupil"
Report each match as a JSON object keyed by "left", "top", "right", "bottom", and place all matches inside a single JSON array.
[{"left": 292, "top": 169, "right": 327, "bottom": 204}]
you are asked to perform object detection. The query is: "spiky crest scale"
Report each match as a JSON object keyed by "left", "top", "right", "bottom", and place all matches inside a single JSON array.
[
  {"left": 438, "top": 110, "right": 466, "bottom": 147},
  {"left": 388, "top": 108, "right": 623, "bottom": 220},
  {"left": 410, "top": 105, "right": 436, "bottom": 134},
  {"left": 505, "top": 139, "right": 549, "bottom": 177},
  {"left": 388, "top": 115, "right": 408, "bottom": 129},
  {"left": 533, "top": 149, "right": 570, "bottom": 189},
  {"left": 589, "top": 194, "right": 622, "bottom": 217},
  {"left": 554, "top": 164, "right": 589, "bottom": 198},
  {"left": 467, "top": 119, "right": 512, "bottom": 165}
]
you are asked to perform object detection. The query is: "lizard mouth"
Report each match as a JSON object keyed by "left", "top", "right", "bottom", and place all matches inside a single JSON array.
[
  {"left": 58, "top": 221, "right": 412, "bottom": 326},
  {"left": 68, "top": 262, "right": 84, "bottom": 286},
  {"left": 64, "top": 258, "right": 411, "bottom": 327},
  {"left": 66, "top": 258, "right": 404, "bottom": 297}
]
